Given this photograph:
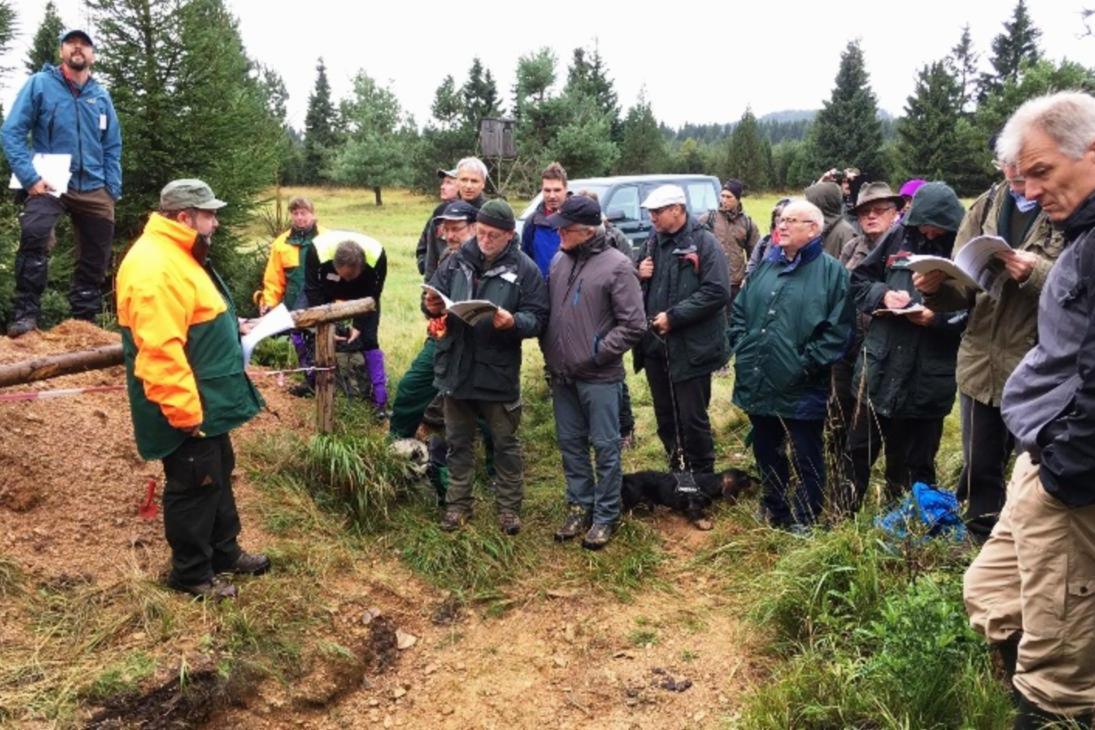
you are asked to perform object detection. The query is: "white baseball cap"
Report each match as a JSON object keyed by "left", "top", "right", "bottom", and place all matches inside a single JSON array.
[{"left": 641, "top": 184, "right": 687, "bottom": 209}]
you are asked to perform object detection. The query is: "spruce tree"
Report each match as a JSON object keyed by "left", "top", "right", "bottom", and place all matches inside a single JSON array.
[
  {"left": 896, "top": 61, "right": 983, "bottom": 195},
  {"left": 302, "top": 58, "right": 338, "bottom": 184},
  {"left": 25, "top": 1, "right": 62, "bottom": 73},
  {"left": 979, "top": 0, "right": 1041, "bottom": 99},
  {"left": 947, "top": 24, "right": 980, "bottom": 113},
  {"left": 724, "top": 109, "right": 771, "bottom": 190},
  {"left": 812, "top": 40, "right": 885, "bottom": 180},
  {"left": 461, "top": 57, "right": 500, "bottom": 132},
  {"left": 87, "top": 0, "right": 282, "bottom": 312},
  {"left": 564, "top": 45, "right": 620, "bottom": 137},
  {"left": 616, "top": 94, "right": 668, "bottom": 174}
]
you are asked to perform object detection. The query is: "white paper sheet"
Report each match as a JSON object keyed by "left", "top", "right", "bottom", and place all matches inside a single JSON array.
[
  {"left": 241, "top": 303, "right": 295, "bottom": 367},
  {"left": 9, "top": 153, "right": 72, "bottom": 198}
]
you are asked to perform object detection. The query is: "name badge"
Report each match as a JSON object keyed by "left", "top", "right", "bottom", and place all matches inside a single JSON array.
[
  {"left": 501, "top": 272, "right": 518, "bottom": 284},
  {"left": 326, "top": 272, "right": 341, "bottom": 281},
  {"left": 99, "top": 114, "right": 107, "bottom": 131}
]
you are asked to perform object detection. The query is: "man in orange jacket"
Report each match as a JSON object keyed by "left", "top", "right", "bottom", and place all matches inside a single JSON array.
[{"left": 117, "top": 179, "right": 269, "bottom": 600}]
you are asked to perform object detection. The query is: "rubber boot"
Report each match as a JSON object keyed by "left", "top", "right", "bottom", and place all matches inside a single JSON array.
[
  {"left": 289, "top": 329, "right": 316, "bottom": 388},
  {"left": 365, "top": 349, "right": 388, "bottom": 411},
  {"left": 68, "top": 286, "right": 102, "bottom": 322},
  {"left": 11, "top": 251, "right": 48, "bottom": 324},
  {"left": 1013, "top": 688, "right": 1092, "bottom": 729}
]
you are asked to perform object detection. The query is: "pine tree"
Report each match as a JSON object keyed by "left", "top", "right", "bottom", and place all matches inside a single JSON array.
[
  {"left": 564, "top": 44, "right": 620, "bottom": 137},
  {"left": 947, "top": 24, "right": 980, "bottom": 113},
  {"left": 896, "top": 61, "right": 983, "bottom": 195},
  {"left": 25, "top": 1, "right": 62, "bottom": 73},
  {"left": 87, "top": 0, "right": 282, "bottom": 311},
  {"left": 513, "top": 47, "right": 556, "bottom": 110},
  {"left": 616, "top": 94, "right": 668, "bottom": 174},
  {"left": 431, "top": 74, "right": 463, "bottom": 129},
  {"left": 979, "top": 0, "right": 1041, "bottom": 99},
  {"left": 812, "top": 40, "right": 886, "bottom": 179},
  {"left": 331, "top": 71, "right": 413, "bottom": 206},
  {"left": 724, "top": 109, "right": 771, "bottom": 190},
  {"left": 302, "top": 58, "right": 338, "bottom": 184},
  {"left": 461, "top": 57, "right": 500, "bottom": 132}
]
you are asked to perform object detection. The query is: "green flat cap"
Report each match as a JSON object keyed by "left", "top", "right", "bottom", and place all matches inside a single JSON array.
[{"left": 160, "top": 179, "right": 227, "bottom": 211}]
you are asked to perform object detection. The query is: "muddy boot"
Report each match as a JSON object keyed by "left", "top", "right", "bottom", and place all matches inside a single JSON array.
[
  {"left": 554, "top": 505, "right": 592, "bottom": 542},
  {"left": 1013, "top": 688, "right": 1091, "bottom": 729}
]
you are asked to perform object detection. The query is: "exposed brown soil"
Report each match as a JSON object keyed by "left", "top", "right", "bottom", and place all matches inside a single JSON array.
[{"left": 0, "top": 321, "right": 763, "bottom": 728}]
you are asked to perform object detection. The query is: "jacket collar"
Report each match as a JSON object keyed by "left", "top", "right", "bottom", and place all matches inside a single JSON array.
[
  {"left": 767, "top": 235, "right": 823, "bottom": 272},
  {"left": 145, "top": 212, "right": 198, "bottom": 254},
  {"left": 1062, "top": 190, "right": 1095, "bottom": 242},
  {"left": 563, "top": 231, "right": 607, "bottom": 261}
]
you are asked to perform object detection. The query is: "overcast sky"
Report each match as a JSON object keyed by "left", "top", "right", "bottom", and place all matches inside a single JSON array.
[{"left": 2, "top": 0, "right": 1091, "bottom": 131}]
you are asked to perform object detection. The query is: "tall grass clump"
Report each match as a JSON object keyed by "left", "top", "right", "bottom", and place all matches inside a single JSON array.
[
  {"left": 740, "top": 518, "right": 1013, "bottom": 728},
  {"left": 289, "top": 429, "right": 420, "bottom": 530}
]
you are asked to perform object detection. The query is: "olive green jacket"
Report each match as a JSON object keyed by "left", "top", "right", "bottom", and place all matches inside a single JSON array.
[{"left": 922, "top": 183, "right": 1064, "bottom": 407}]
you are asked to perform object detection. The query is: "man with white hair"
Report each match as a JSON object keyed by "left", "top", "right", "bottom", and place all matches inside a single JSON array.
[
  {"left": 419, "top": 157, "right": 489, "bottom": 281},
  {"left": 964, "top": 91, "right": 1095, "bottom": 728},
  {"left": 730, "top": 199, "right": 853, "bottom": 529},
  {"left": 634, "top": 184, "right": 731, "bottom": 480}
]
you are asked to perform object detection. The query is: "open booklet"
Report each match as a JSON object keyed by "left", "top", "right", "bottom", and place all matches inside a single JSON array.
[
  {"left": 906, "top": 235, "right": 1012, "bottom": 300},
  {"left": 872, "top": 303, "right": 929, "bottom": 317},
  {"left": 421, "top": 284, "right": 498, "bottom": 326}
]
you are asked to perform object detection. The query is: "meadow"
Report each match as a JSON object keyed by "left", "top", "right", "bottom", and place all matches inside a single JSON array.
[{"left": 0, "top": 185, "right": 1013, "bottom": 727}]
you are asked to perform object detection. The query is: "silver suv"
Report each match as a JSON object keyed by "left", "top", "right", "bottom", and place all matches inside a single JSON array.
[{"left": 517, "top": 174, "right": 720, "bottom": 246}]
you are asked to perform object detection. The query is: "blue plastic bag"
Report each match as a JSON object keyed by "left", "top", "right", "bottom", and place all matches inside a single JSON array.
[{"left": 876, "top": 482, "right": 967, "bottom": 542}]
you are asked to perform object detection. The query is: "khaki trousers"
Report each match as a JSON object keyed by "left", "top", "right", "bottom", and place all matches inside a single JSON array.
[{"left": 964, "top": 452, "right": 1095, "bottom": 717}]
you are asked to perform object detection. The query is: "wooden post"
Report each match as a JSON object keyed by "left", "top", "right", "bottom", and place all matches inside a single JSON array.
[{"left": 314, "top": 321, "right": 336, "bottom": 434}]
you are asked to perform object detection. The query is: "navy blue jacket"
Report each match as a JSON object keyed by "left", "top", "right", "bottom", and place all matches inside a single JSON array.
[{"left": 2, "top": 65, "right": 122, "bottom": 199}]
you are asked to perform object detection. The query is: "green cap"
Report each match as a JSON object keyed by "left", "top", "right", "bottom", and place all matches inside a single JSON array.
[
  {"left": 160, "top": 179, "right": 227, "bottom": 211},
  {"left": 476, "top": 199, "right": 515, "bottom": 231}
]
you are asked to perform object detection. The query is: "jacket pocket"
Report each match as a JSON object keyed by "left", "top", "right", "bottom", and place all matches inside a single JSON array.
[{"left": 472, "top": 348, "right": 515, "bottom": 393}]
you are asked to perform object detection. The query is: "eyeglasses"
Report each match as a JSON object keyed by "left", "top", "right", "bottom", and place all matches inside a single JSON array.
[
  {"left": 857, "top": 204, "right": 897, "bottom": 218},
  {"left": 648, "top": 206, "right": 676, "bottom": 216},
  {"left": 778, "top": 217, "right": 810, "bottom": 227},
  {"left": 478, "top": 229, "right": 510, "bottom": 243}
]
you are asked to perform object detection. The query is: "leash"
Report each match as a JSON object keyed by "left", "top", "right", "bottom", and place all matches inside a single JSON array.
[{"left": 651, "top": 326, "right": 699, "bottom": 495}]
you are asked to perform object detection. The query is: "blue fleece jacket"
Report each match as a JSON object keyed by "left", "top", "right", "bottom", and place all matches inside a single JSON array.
[
  {"left": 521, "top": 203, "right": 561, "bottom": 279},
  {"left": 2, "top": 65, "right": 122, "bottom": 199}
]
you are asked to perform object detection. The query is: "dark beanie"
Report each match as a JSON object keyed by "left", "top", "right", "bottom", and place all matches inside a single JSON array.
[
  {"left": 723, "top": 178, "right": 744, "bottom": 198},
  {"left": 476, "top": 199, "right": 515, "bottom": 231}
]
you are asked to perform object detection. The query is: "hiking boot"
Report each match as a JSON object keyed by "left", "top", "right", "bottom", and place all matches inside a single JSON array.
[
  {"left": 167, "top": 574, "right": 238, "bottom": 601},
  {"left": 440, "top": 507, "right": 470, "bottom": 532},
  {"left": 222, "top": 550, "right": 271, "bottom": 576},
  {"left": 554, "top": 505, "right": 592, "bottom": 542},
  {"left": 581, "top": 522, "right": 617, "bottom": 550},
  {"left": 288, "top": 382, "right": 314, "bottom": 398},
  {"left": 498, "top": 510, "right": 522, "bottom": 535},
  {"left": 6, "top": 317, "right": 36, "bottom": 338}
]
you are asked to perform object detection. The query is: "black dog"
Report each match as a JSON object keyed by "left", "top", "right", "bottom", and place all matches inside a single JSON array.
[{"left": 621, "top": 468, "right": 755, "bottom": 529}]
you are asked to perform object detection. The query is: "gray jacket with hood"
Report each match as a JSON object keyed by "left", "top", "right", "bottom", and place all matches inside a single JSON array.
[{"left": 543, "top": 231, "right": 645, "bottom": 384}]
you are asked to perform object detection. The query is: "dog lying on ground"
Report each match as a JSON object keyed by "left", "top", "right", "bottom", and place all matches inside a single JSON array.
[{"left": 621, "top": 468, "right": 755, "bottom": 530}]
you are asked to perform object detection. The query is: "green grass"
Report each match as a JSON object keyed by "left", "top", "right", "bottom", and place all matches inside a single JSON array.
[{"left": 0, "top": 185, "right": 1004, "bottom": 725}]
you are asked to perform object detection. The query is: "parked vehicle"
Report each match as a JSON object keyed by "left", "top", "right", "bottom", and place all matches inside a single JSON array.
[{"left": 517, "top": 174, "right": 720, "bottom": 246}]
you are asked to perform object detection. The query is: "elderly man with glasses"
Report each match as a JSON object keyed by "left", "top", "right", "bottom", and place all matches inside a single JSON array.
[{"left": 730, "top": 198, "right": 853, "bottom": 530}]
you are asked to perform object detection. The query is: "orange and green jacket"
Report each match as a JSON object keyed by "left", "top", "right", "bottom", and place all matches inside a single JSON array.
[
  {"left": 261, "top": 223, "right": 326, "bottom": 310},
  {"left": 117, "top": 213, "right": 263, "bottom": 460}
]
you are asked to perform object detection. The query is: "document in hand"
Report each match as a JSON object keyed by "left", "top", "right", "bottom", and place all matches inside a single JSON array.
[
  {"left": 906, "top": 235, "right": 1012, "bottom": 300},
  {"left": 421, "top": 284, "right": 498, "bottom": 326},
  {"left": 872, "top": 303, "right": 929, "bottom": 317},
  {"left": 8, "top": 153, "right": 72, "bottom": 198}
]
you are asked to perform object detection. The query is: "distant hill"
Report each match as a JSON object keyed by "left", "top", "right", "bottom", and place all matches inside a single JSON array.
[{"left": 670, "top": 108, "right": 897, "bottom": 145}]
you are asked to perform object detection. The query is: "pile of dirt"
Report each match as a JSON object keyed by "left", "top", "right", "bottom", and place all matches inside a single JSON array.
[{"left": 0, "top": 320, "right": 309, "bottom": 581}]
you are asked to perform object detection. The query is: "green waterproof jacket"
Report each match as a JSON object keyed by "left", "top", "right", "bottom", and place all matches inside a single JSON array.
[
  {"left": 922, "top": 183, "right": 1064, "bottom": 407},
  {"left": 428, "top": 236, "right": 548, "bottom": 402},
  {"left": 633, "top": 217, "right": 732, "bottom": 382},
  {"left": 730, "top": 236, "right": 853, "bottom": 420}
]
